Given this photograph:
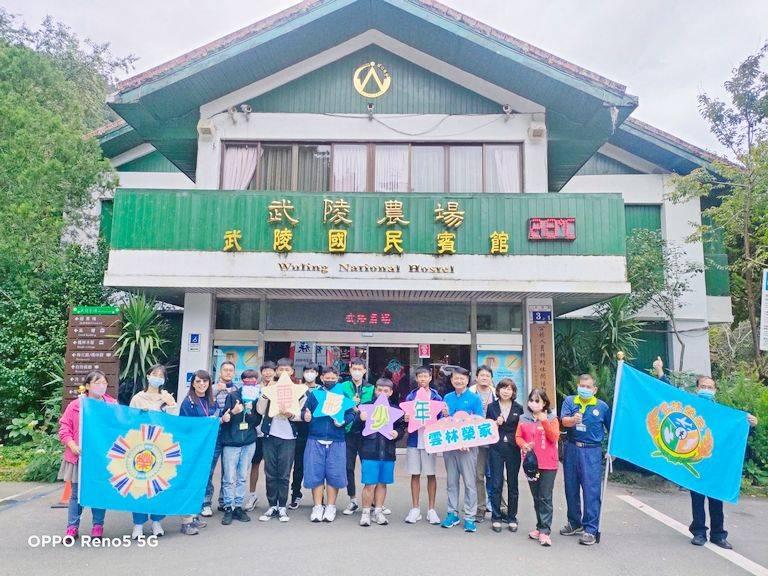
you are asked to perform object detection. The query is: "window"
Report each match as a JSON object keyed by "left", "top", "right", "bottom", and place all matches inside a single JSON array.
[
  {"left": 222, "top": 142, "right": 522, "bottom": 192},
  {"left": 253, "top": 144, "right": 292, "bottom": 191},
  {"left": 332, "top": 144, "right": 367, "bottom": 192},
  {"left": 297, "top": 144, "right": 331, "bottom": 192},
  {"left": 216, "top": 300, "right": 260, "bottom": 330},
  {"left": 411, "top": 146, "right": 445, "bottom": 192},
  {"left": 449, "top": 146, "right": 483, "bottom": 192},
  {"left": 485, "top": 145, "right": 522, "bottom": 193},
  {"left": 476, "top": 304, "right": 522, "bottom": 332},
  {"left": 375, "top": 145, "right": 409, "bottom": 192}
]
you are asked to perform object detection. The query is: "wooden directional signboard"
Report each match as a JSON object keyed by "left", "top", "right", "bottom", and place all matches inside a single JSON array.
[{"left": 63, "top": 306, "right": 122, "bottom": 408}]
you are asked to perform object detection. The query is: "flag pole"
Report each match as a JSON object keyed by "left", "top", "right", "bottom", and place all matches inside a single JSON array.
[{"left": 596, "top": 352, "right": 624, "bottom": 543}]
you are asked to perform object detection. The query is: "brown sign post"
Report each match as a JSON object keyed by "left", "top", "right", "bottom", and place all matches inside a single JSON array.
[{"left": 63, "top": 306, "right": 121, "bottom": 409}]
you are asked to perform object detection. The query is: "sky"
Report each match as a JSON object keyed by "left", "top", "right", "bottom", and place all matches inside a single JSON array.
[{"left": 3, "top": 0, "right": 767, "bottom": 157}]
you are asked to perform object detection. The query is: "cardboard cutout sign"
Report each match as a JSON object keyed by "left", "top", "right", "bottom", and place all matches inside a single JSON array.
[
  {"left": 312, "top": 387, "right": 356, "bottom": 426},
  {"left": 399, "top": 387, "right": 446, "bottom": 434},
  {"left": 424, "top": 411, "right": 499, "bottom": 454},
  {"left": 260, "top": 373, "right": 308, "bottom": 417},
  {"left": 360, "top": 394, "right": 404, "bottom": 438}
]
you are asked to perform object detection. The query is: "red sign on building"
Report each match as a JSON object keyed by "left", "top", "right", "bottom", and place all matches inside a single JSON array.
[{"left": 528, "top": 217, "right": 576, "bottom": 241}]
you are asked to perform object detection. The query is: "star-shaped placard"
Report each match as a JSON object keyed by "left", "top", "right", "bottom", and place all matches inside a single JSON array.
[
  {"left": 260, "top": 373, "right": 308, "bottom": 418},
  {"left": 360, "top": 393, "right": 404, "bottom": 438},
  {"left": 312, "top": 386, "right": 356, "bottom": 426},
  {"left": 399, "top": 387, "right": 446, "bottom": 434}
]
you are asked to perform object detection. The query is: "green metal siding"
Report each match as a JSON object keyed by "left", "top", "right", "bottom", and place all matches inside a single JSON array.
[
  {"left": 99, "top": 199, "right": 113, "bottom": 245},
  {"left": 245, "top": 45, "right": 500, "bottom": 115},
  {"left": 110, "top": 189, "right": 626, "bottom": 256},
  {"left": 576, "top": 153, "right": 641, "bottom": 176},
  {"left": 118, "top": 150, "right": 181, "bottom": 173},
  {"left": 701, "top": 214, "right": 730, "bottom": 296},
  {"left": 624, "top": 204, "right": 661, "bottom": 235}
]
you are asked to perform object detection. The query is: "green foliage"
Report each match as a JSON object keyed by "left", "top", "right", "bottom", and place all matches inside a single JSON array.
[
  {"left": 593, "top": 296, "right": 643, "bottom": 367},
  {"left": 5, "top": 413, "right": 39, "bottom": 444},
  {"left": 0, "top": 9, "right": 136, "bottom": 130},
  {"left": 116, "top": 294, "right": 169, "bottom": 391},
  {"left": 714, "top": 371, "right": 768, "bottom": 486},
  {"left": 0, "top": 444, "right": 33, "bottom": 481}
]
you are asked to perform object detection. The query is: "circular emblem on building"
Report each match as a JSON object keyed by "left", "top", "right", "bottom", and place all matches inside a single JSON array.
[
  {"left": 107, "top": 424, "right": 182, "bottom": 499},
  {"left": 353, "top": 61, "right": 391, "bottom": 98}
]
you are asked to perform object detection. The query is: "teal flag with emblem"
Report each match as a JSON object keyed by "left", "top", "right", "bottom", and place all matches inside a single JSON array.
[{"left": 608, "top": 363, "right": 749, "bottom": 504}]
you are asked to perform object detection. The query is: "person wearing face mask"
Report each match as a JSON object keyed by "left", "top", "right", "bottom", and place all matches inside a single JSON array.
[
  {"left": 655, "top": 360, "right": 758, "bottom": 549},
  {"left": 469, "top": 365, "right": 497, "bottom": 523},
  {"left": 559, "top": 374, "right": 611, "bottom": 546},
  {"left": 289, "top": 362, "right": 321, "bottom": 510},
  {"left": 129, "top": 364, "right": 178, "bottom": 539},
  {"left": 338, "top": 357, "right": 375, "bottom": 516},
  {"left": 58, "top": 370, "right": 117, "bottom": 540},
  {"left": 516, "top": 388, "right": 559, "bottom": 547},
  {"left": 243, "top": 361, "right": 275, "bottom": 513}
]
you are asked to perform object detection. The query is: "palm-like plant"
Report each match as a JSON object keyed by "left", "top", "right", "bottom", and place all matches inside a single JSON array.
[
  {"left": 593, "top": 295, "right": 643, "bottom": 367},
  {"left": 115, "top": 294, "right": 168, "bottom": 394}
]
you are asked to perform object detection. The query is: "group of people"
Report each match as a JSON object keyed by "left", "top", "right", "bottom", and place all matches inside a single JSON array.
[{"left": 58, "top": 356, "right": 755, "bottom": 550}]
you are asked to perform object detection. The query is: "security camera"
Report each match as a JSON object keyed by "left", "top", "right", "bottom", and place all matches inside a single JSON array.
[
  {"left": 502, "top": 104, "right": 513, "bottom": 115},
  {"left": 227, "top": 106, "right": 237, "bottom": 123},
  {"left": 240, "top": 103, "right": 252, "bottom": 114},
  {"left": 367, "top": 102, "right": 375, "bottom": 121}
]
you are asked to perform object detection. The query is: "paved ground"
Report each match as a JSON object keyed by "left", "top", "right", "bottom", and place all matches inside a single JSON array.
[{"left": 2, "top": 458, "right": 767, "bottom": 576}]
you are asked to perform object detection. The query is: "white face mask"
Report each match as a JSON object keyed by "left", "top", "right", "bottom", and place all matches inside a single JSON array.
[
  {"left": 304, "top": 371, "right": 317, "bottom": 383},
  {"left": 350, "top": 369, "right": 365, "bottom": 380},
  {"left": 147, "top": 375, "right": 164, "bottom": 389}
]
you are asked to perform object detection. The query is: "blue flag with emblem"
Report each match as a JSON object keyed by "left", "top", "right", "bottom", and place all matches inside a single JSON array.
[
  {"left": 608, "top": 363, "right": 749, "bottom": 504},
  {"left": 79, "top": 398, "right": 218, "bottom": 515}
]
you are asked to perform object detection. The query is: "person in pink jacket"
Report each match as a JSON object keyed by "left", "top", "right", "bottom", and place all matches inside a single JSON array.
[
  {"left": 516, "top": 388, "right": 560, "bottom": 547},
  {"left": 58, "top": 370, "right": 117, "bottom": 539}
]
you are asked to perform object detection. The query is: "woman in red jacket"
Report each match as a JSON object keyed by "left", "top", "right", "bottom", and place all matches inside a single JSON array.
[
  {"left": 516, "top": 388, "right": 559, "bottom": 547},
  {"left": 58, "top": 370, "right": 117, "bottom": 539}
]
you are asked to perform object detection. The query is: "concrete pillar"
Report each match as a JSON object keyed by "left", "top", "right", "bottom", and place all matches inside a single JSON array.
[{"left": 177, "top": 292, "right": 215, "bottom": 400}]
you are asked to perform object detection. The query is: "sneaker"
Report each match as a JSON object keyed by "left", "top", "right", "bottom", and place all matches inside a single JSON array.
[
  {"left": 65, "top": 525, "right": 78, "bottom": 539},
  {"left": 373, "top": 509, "right": 389, "bottom": 525},
  {"left": 90, "top": 525, "right": 104, "bottom": 539},
  {"left": 259, "top": 506, "right": 279, "bottom": 522},
  {"left": 492, "top": 521, "right": 502, "bottom": 533},
  {"left": 200, "top": 505, "right": 213, "bottom": 518},
  {"left": 427, "top": 509, "right": 441, "bottom": 525},
  {"left": 441, "top": 512, "right": 460, "bottom": 529},
  {"left": 244, "top": 492, "right": 259, "bottom": 512},
  {"left": 288, "top": 495, "right": 301, "bottom": 510},
  {"left": 192, "top": 517, "right": 207, "bottom": 529},
  {"left": 310, "top": 505, "right": 324, "bottom": 522},
  {"left": 232, "top": 507, "right": 251, "bottom": 522},
  {"left": 343, "top": 499, "right": 359, "bottom": 515},
  {"left": 463, "top": 518, "right": 477, "bottom": 533},
  {"left": 151, "top": 521, "right": 164, "bottom": 537},
  {"left": 278, "top": 508, "right": 290, "bottom": 522},
  {"left": 323, "top": 505, "right": 337, "bottom": 522},
  {"left": 360, "top": 509, "right": 371, "bottom": 527},
  {"left": 508, "top": 522, "right": 519, "bottom": 533},
  {"left": 539, "top": 533, "right": 552, "bottom": 547},
  {"left": 180, "top": 523, "right": 199, "bottom": 535},
  {"left": 691, "top": 534, "right": 707, "bottom": 546},
  {"left": 528, "top": 530, "right": 540, "bottom": 540},
  {"left": 559, "top": 523, "right": 584, "bottom": 536},
  {"left": 405, "top": 508, "right": 422, "bottom": 524},
  {"left": 221, "top": 507, "right": 233, "bottom": 525},
  {"left": 383, "top": 507, "right": 392, "bottom": 515},
  {"left": 712, "top": 539, "right": 733, "bottom": 550},
  {"left": 217, "top": 504, "right": 226, "bottom": 512},
  {"left": 131, "top": 524, "right": 144, "bottom": 540},
  {"left": 579, "top": 532, "right": 597, "bottom": 546}
]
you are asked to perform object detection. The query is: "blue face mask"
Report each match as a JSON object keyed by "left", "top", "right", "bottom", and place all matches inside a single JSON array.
[
  {"left": 577, "top": 386, "right": 595, "bottom": 400},
  {"left": 147, "top": 375, "right": 164, "bottom": 389},
  {"left": 697, "top": 388, "right": 715, "bottom": 400}
]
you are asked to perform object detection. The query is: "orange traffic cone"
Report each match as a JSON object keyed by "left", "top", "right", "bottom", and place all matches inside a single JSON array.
[{"left": 50, "top": 480, "right": 72, "bottom": 509}]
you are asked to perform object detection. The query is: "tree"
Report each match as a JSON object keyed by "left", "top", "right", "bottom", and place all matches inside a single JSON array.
[
  {"left": 0, "top": 8, "right": 135, "bottom": 130},
  {"left": 668, "top": 43, "right": 768, "bottom": 373}
]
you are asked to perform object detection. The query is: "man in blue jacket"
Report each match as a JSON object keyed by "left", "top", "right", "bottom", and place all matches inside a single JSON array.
[{"left": 301, "top": 365, "right": 356, "bottom": 523}]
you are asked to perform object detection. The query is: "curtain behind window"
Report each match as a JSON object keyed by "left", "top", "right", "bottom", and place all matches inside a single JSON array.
[
  {"left": 221, "top": 145, "right": 260, "bottom": 189},
  {"left": 375, "top": 145, "right": 409, "bottom": 193},
  {"left": 486, "top": 145, "right": 521, "bottom": 193},
  {"left": 411, "top": 146, "right": 445, "bottom": 192},
  {"left": 255, "top": 145, "right": 292, "bottom": 190},
  {"left": 297, "top": 145, "right": 331, "bottom": 192},
  {"left": 333, "top": 144, "right": 367, "bottom": 192},
  {"left": 449, "top": 146, "right": 482, "bottom": 192}
]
